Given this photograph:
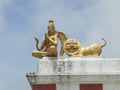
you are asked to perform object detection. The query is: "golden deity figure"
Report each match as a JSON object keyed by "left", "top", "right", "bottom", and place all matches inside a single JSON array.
[{"left": 32, "top": 18, "right": 67, "bottom": 58}]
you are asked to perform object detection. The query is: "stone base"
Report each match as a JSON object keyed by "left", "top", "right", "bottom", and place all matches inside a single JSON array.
[{"left": 26, "top": 57, "right": 120, "bottom": 90}]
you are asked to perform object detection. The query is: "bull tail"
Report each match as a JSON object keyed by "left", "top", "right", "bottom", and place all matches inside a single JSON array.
[{"left": 101, "top": 38, "right": 107, "bottom": 47}]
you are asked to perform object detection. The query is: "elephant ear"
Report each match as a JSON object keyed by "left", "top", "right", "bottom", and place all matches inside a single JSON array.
[{"left": 58, "top": 32, "right": 68, "bottom": 56}]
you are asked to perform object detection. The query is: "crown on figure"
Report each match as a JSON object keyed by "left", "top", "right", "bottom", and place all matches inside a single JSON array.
[{"left": 48, "top": 18, "right": 55, "bottom": 29}]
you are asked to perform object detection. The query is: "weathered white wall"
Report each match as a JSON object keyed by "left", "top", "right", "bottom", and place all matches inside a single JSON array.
[
  {"left": 103, "top": 84, "right": 120, "bottom": 90},
  {"left": 26, "top": 57, "right": 120, "bottom": 90},
  {"left": 37, "top": 57, "right": 120, "bottom": 75}
]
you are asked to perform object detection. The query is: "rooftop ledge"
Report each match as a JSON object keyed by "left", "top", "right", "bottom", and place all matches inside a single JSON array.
[
  {"left": 26, "top": 57, "right": 120, "bottom": 85},
  {"left": 33, "top": 57, "right": 120, "bottom": 75}
]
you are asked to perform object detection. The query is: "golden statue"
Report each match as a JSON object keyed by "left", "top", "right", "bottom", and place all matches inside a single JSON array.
[
  {"left": 32, "top": 18, "right": 107, "bottom": 58},
  {"left": 32, "top": 18, "right": 67, "bottom": 58},
  {"left": 63, "top": 38, "right": 107, "bottom": 56}
]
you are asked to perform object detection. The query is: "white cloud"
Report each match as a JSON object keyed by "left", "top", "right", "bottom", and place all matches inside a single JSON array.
[
  {"left": 0, "top": 16, "right": 5, "bottom": 32},
  {"left": 30, "top": 0, "right": 120, "bottom": 57},
  {"left": 30, "top": 0, "right": 97, "bottom": 39},
  {"left": 85, "top": 0, "right": 120, "bottom": 57},
  {"left": 0, "top": 0, "right": 12, "bottom": 32}
]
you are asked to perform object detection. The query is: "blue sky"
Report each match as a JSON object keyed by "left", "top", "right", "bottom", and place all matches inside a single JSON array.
[{"left": 1, "top": 0, "right": 120, "bottom": 90}]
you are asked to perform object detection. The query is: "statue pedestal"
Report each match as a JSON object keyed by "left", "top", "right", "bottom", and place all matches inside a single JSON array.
[{"left": 26, "top": 57, "right": 120, "bottom": 90}]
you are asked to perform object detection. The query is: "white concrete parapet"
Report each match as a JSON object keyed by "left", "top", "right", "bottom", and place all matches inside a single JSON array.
[
  {"left": 37, "top": 57, "right": 120, "bottom": 75},
  {"left": 26, "top": 57, "right": 120, "bottom": 90}
]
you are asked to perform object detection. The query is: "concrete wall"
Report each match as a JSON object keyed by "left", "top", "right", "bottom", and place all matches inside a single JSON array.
[{"left": 26, "top": 57, "right": 120, "bottom": 90}]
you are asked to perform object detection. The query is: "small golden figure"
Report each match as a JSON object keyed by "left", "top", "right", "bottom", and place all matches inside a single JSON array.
[
  {"left": 32, "top": 18, "right": 67, "bottom": 58},
  {"left": 32, "top": 18, "right": 58, "bottom": 58}
]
